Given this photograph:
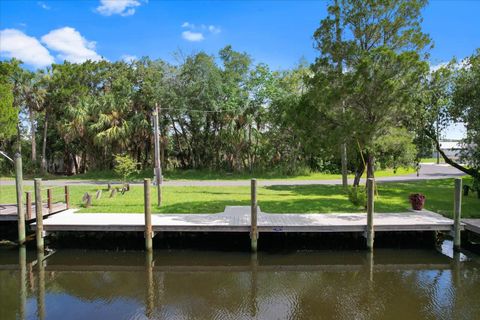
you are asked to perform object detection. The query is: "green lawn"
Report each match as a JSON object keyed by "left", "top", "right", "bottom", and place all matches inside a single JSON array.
[
  {"left": 420, "top": 157, "right": 444, "bottom": 163},
  {"left": 1, "top": 167, "right": 415, "bottom": 182},
  {"left": 1, "top": 178, "right": 478, "bottom": 218}
]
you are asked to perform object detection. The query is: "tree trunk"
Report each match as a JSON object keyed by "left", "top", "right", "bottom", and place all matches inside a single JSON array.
[
  {"left": 353, "top": 165, "right": 365, "bottom": 187},
  {"left": 160, "top": 136, "right": 165, "bottom": 171},
  {"left": 248, "top": 124, "right": 253, "bottom": 172},
  {"left": 80, "top": 151, "right": 87, "bottom": 173},
  {"left": 72, "top": 153, "right": 79, "bottom": 175},
  {"left": 30, "top": 109, "right": 36, "bottom": 163},
  {"left": 41, "top": 112, "right": 48, "bottom": 174},
  {"left": 366, "top": 152, "right": 375, "bottom": 180},
  {"left": 16, "top": 123, "right": 22, "bottom": 153}
]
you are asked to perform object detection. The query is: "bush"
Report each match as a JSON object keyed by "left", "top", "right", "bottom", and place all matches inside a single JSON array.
[
  {"left": 113, "top": 154, "right": 138, "bottom": 183},
  {"left": 348, "top": 186, "right": 366, "bottom": 207}
]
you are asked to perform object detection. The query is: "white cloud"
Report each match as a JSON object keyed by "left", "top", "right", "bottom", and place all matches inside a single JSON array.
[
  {"left": 96, "top": 0, "right": 143, "bottom": 16},
  {"left": 208, "top": 25, "right": 221, "bottom": 34},
  {"left": 182, "top": 30, "right": 204, "bottom": 42},
  {"left": 180, "top": 22, "right": 220, "bottom": 41},
  {"left": 41, "top": 27, "right": 102, "bottom": 63},
  {"left": 121, "top": 54, "right": 137, "bottom": 62},
  {"left": 429, "top": 59, "right": 469, "bottom": 73},
  {"left": 0, "top": 29, "right": 54, "bottom": 68},
  {"left": 37, "top": 2, "right": 50, "bottom": 10}
]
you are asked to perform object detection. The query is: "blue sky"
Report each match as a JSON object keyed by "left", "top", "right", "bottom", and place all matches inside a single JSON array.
[{"left": 1, "top": 0, "right": 478, "bottom": 138}]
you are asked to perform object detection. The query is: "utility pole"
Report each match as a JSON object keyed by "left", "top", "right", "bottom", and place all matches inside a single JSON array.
[
  {"left": 436, "top": 116, "right": 440, "bottom": 164},
  {"left": 153, "top": 103, "right": 162, "bottom": 207},
  {"left": 334, "top": 0, "right": 348, "bottom": 189}
]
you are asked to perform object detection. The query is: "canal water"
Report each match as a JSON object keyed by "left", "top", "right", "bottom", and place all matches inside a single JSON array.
[{"left": 1, "top": 243, "right": 479, "bottom": 319}]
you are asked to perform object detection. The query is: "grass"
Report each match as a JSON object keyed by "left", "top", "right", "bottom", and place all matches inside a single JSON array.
[
  {"left": 1, "top": 178, "right": 478, "bottom": 218},
  {"left": 420, "top": 158, "right": 444, "bottom": 163},
  {"left": 1, "top": 167, "right": 415, "bottom": 182}
]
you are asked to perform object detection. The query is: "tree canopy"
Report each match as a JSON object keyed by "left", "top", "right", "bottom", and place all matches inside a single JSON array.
[{"left": 1, "top": 0, "right": 478, "bottom": 190}]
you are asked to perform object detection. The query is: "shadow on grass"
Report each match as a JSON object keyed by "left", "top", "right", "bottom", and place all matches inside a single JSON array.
[{"left": 264, "top": 184, "right": 344, "bottom": 196}]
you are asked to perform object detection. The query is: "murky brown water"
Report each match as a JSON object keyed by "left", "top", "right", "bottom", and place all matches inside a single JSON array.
[{"left": 1, "top": 244, "right": 479, "bottom": 320}]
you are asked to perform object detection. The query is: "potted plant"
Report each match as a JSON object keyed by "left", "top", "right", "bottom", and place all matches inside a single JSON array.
[{"left": 409, "top": 193, "right": 426, "bottom": 210}]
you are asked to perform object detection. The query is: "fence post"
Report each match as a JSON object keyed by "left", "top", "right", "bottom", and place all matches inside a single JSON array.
[
  {"left": 26, "top": 192, "right": 32, "bottom": 220},
  {"left": 64, "top": 185, "right": 70, "bottom": 209},
  {"left": 47, "top": 188, "right": 52, "bottom": 213},
  {"left": 15, "top": 153, "right": 26, "bottom": 245},
  {"left": 34, "top": 178, "right": 44, "bottom": 252},
  {"left": 250, "top": 179, "right": 258, "bottom": 252},
  {"left": 144, "top": 178, "right": 153, "bottom": 251},
  {"left": 453, "top": 178, "right": 462, "bottom": 251},
  {"left": 366, "top": 178, "right": 374, "bottom": 251}
]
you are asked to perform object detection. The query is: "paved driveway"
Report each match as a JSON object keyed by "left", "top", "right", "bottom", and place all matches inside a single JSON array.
[{"left": 0, "top": 163, "right": 465, "bottom": 187}]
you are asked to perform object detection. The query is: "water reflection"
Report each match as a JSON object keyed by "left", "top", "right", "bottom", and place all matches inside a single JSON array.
[
  {"left": 0, "top": 247, "right": 479, "bottom": 319},
  {"left": 145, "top": 250, "right": 154, "bottom": 319},
  {"left": 36, "top": 250, "right": 45, "bottom": 320},
  {"left": 19, "top": 246, "right": 26, "bottom": 320}
]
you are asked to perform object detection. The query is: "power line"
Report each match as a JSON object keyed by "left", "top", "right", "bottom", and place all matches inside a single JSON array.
[{"left": 159, "top": 107, "right": 256, "bottom": 114}]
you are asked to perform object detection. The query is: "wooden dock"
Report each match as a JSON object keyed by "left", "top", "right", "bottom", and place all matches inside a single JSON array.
[
  {"left": 0, "top": 203, "right": 67, "bottom": 222},
  {"left": 33, "top": 206, "right": 455, "bottom": 233},
  {"left": 463, "top": 219, "right": 480, "bottom": 234}
]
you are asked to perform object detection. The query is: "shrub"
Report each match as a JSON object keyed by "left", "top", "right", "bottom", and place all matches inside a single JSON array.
[
  {"left": 348, "top": 186, "right": 366, "bottom": 207},
  {"left": 113, "top": 154, "right": 138, "bottom": 183}
]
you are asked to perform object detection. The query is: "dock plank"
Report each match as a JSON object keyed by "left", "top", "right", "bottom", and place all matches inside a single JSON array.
[
  {"left": 0, "top": 203, "right": 67, "bottom": 221},
  {"left": 34, "top": 206, "right": 454, "bottom": 233},
  {"left": 463, "top": 219, "right": 480, "bottom": 234}
]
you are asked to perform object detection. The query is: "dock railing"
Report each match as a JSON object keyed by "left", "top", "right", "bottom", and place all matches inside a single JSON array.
[{"left": 25, "top": 185, "right": 70, "bottom": 220}]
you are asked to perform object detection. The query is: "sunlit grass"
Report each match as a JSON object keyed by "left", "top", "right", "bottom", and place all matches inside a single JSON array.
[{"left": 1, "top": 178, "right": 478, "bottom": 217}]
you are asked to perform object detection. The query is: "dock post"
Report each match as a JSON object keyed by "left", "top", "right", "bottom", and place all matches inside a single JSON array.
[
  {"left": 26, "top": 192, "right": 32, "bottom": 220},
  {"left": 19, "top": 245, "right": 27, "bottom": 320},
  {"left": 47, "top": 188, "right": 52, "bottom": 213},
  {"left": 453, "top": 178, "right": 462, "bottom": 251},
  {"left": 37, "top": 249, "right": 46, "bottom": 320},
  {"left": 366, "top": 178, "right": 374, "bottom": 251},
  {"left": 64, "top": 185, "right": 70, "bottom": 209},
  {"left": 250, "top": 179, "right": 258, "bottom": 252},
  {"left": 34, "top": 178, "right": 44, "bottom": 252},
  {"left": 145, "top": 250, "right": 154, "bottom": 318},
  {"left": 144, "top": 178, "right": 153, "bottom": 251},
  {"left": 15, "top": 153, "right": 26, "bottom": 245}
]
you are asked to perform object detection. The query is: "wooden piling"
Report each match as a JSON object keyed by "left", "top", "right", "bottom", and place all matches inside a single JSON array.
[
  {"left": 453, "top": 178, "right": 462, "bottom": 251},
  {"left": 19, "top": 245, "right": 27, "bottom": 320},
  {"left": 34, "top": 178, "right": 44, "bottom": 252},
  {"left": 145, "top": 250, "right": 154, "bottom": 318},
  {"left": 37, "top": 250, "right": 45, "bottom": 320},
  {"left": 64, "top": 185, "right": 70, "bottom": 209},
  {"left": 144, "top": 178, "right": 153, "bottom": 251},
  {"left": 366, "top": 178, "right": 374, "bottom": 251},
  {"left": 250, "top": 179, "right": 258, "bottom": 252},
  {"left": 47, "top": 188, "right": 52, "bottom": 213},
  {"left": 15, "top": 153, "right": 26, "bottom": 245},
  {"left": 26, "top": 192, "right": 32, "bottom": 220}
]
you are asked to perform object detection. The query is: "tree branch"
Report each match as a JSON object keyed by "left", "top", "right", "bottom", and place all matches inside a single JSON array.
[{"left": 424, "top": 129, "right": 479, "bottom": 179}]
